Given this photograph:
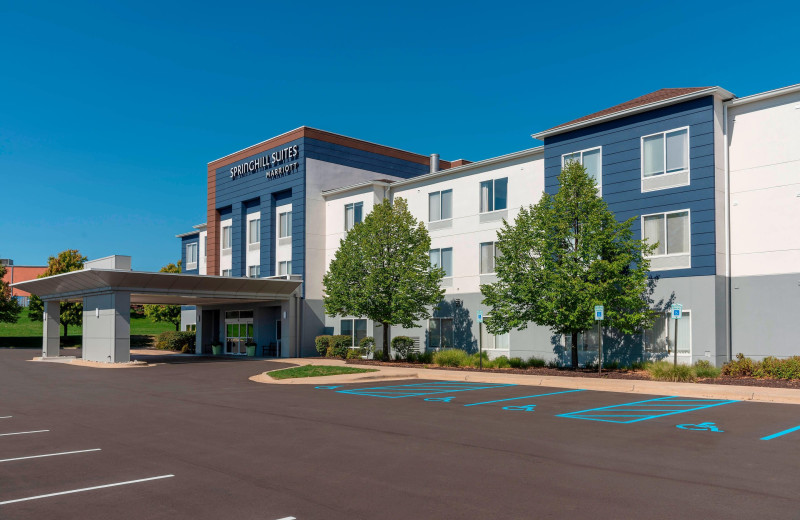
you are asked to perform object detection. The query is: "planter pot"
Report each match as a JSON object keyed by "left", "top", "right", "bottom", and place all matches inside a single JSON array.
[
  {"left": 212, "top": 345, "right": 223, "bottom": 356},
  {"left": 246, "top": 345, "right": 256, "bottom": 357}
]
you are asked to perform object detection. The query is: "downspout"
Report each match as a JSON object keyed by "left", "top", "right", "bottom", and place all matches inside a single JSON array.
[{"left": 723, "top": 100, "right": 732, "bottom": 362}]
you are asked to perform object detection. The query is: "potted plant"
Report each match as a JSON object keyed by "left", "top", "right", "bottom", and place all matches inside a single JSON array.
[
  {"left": 211, "top": 341, "right": 223, "bottom": 356},
  {"left": 245, "top": 341, "right": 257, "bottom": 357}
]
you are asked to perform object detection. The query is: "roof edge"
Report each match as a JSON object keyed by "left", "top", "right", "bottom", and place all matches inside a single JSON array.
[
  {"left": 532, "top": 87, "right": 735, "bottom": 140},
  {"left": 729, "top": 83, "right": 800, "bottom": 107}
]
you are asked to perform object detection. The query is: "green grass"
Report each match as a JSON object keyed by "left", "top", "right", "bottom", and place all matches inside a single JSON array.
[
  {"left": 268, "top": 365, "right": 378, "bottom": 380},
  {"left": 0, "top": 314, "right": 176, "bottom": 348}
]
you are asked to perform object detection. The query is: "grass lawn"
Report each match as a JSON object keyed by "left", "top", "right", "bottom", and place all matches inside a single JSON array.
[
  {"left": 0, "top": 314, "right": 176, "bottom": 348},
  {"left": 269, "top": 365, "right": 378, "bottom": 380}
]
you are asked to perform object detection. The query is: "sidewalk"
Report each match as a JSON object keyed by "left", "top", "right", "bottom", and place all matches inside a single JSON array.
[{"left": 252, "top": 358, "right": 800, "bottom": 405}]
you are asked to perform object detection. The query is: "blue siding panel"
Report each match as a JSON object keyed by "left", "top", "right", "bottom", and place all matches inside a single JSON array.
[
  {"left": 544, "top": 96, "right": 717, "bottom": 279},
  {"left": 180, "top": 235, "right": 200, "bottom": 274}
]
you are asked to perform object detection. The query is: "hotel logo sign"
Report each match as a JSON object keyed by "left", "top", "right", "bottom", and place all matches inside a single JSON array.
[{"left": 229, "top": 145, "right": 300, "bottom": 180}]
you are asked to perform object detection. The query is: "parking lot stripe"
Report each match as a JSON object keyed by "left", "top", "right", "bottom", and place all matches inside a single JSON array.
[
  {"left": 0, "top": 430, "right": 50, "bottom": 437},
  {"left": 557, "top": 396, "right": 737, "bottom": 424},
  {"left": 761, "top": 425, "right": 800, "bottom": 441},
  {"left": 0, "top": 474, "right": 175, "bottom": 506},
  {"left": 0, "top": 416, "right": 11, "bottom": 419},
  {"left": 338, "top": 381, "right": 516, "bottom": 398},
  {"left": 464, "top": 389, "right": 586, "bottom": 407},
  {"left": 0, "top": 448, "right": 101, "bottom": 463}
]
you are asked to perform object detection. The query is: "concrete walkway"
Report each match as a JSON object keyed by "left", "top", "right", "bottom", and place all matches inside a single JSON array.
[{"left": 252, "top": 358, "right": 800, "bottom": 405}]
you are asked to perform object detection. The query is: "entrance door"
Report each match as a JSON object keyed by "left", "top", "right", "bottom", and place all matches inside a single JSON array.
[
  {"left": 225, "top": 311, "right": 254, "bottom": 355},
  {"left": 275, "top": 319, "right": 282, "bottom": 356}
]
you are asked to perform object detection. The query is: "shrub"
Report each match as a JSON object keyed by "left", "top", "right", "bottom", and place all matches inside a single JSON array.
[
  {"left": 755, "top": 356, "right": 800, "bottom": 380},
  {"left": 433, "top": 348, "right": 471, "bottom": 367},
  {"left": 327, "top": 335, "right": 352, "bottom": 359},
  {"left": 693, "top": 359, "right": 721, "bottom": 379},
  {"left": 345, "top": 347, "right": 363, "bottom": 360},
  {"left": 647, "top": 361, "right": 695, "bottom": 382},
  {"left": 494, "top": 356, "right": 511, "bottom": 368},
  {"left": 392, "top": 336, "right": 417, "bottom": 361},
  {"left": 509, "top": 357, "right": 527, "bottom": 369},
  {"left": 416, "top": 351, "right": 434, "bottom": 364},
  {"left": 722, "top": 353, "right": 756, "bottom": 377},
  {"left": 603, "top": 360, "right": 620, "bottom": 370},
  {"left": 528, "top": 356, "right": 547, "bottom": 368},
  {"left": 315, "top": 335, "right": 332, "bottom": 356},
  {"left": 155, "top": 331, "right": 195, "bottom": 353},
  {"left": 629, "top": 361, "right": 647, "bottom": 371},
  {"left": 359, "top": 336, "right": 376, "bottom": 358}
]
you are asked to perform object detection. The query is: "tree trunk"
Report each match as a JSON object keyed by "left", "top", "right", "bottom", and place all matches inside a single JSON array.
[
  {"left": 382, "top": 322, "right": 390, "bottom": 361},
  {"left": 63, "top": 323, "right": 68, "bottom": 338},
  {"left": 175, "top": 322, "right": 180, "bottom": 331},
  {"left": 571, "top": 331, "right": 579, "bottom": 369}
]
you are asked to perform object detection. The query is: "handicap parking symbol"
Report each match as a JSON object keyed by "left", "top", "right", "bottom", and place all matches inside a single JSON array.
[
  {"left": 502, "top": 404, "right": 536, "bottom": 412},
  {"left": 425, "top": 397, "right": 455, "bottom": 403},
  {"left": 315, "top": 385, "right": 342, "bottom": 390},
  {"left": 676, "top": 422, "right": 723, "bottom": 432}
]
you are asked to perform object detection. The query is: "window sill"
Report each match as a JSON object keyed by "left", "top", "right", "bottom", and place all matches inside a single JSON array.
[
  {"left": 479, "top": 209, "right": 508, "bottom": 223},
  {"left": 186, "top": 263, "right": 198, "bottom": 270},
  {"left": 278, "top": 237, "right": 292, "bottom": 246},
  {"left": 641, "top": 170, "right": 690, "bottom": 192},
  {"left": 647, "top": 253, "right": 691, "bottom": 270},
  {"left": 221, "top": 248, "right": 232, "bottom": 256},
  {"left": 428, "top": 219, "right": 453, "bottom": 231}
]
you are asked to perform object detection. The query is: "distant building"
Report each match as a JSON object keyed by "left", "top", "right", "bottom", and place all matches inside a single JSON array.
[{"left": 0, "top": 259, "right": 47, "bottom": 307}]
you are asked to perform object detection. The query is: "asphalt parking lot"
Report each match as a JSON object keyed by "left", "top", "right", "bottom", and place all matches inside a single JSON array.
[{"left": 1, "top": 348, "right": 800, "bottom": 519}]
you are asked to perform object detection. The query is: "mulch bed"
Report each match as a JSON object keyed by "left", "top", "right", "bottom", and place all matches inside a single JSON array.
[{"left": 344, "top": 359, "right": 800, "bottom": 389}]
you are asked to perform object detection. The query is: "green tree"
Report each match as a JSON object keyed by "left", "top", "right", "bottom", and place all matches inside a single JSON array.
[
  {"left": 0, "top": 261, "right": 22, "bottom": 324},
  {"left": 28, "top": 250, "right": 87, "bottom": 337},
  {"left": 143, "top": 261, "right": 182, "bottom": 331},
  {"left": 481, "top": 161, "right": 657, "bottom": 369},
  {"left": 323, "top": 198, "right": 445, "bottom": 360}
]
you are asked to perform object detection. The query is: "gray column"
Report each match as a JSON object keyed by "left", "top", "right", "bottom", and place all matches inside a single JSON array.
[
  {"left": 194, "top": 305, "right": 203, "bottom": 354},
  {"left": 42, "top": 300, "right": 60, "bottom": 358},
  {"left": 82, "top": 291, "right": 131, "bottom": 363}
]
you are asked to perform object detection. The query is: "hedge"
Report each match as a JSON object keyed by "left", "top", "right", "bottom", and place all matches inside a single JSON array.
[{"left": 155, "top": 331, "right": 196, "bottom": 353}]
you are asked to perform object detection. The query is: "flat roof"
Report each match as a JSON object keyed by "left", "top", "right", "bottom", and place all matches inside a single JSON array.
[{"left": 12, "top": 270, "right": 302, "bottom": 306}]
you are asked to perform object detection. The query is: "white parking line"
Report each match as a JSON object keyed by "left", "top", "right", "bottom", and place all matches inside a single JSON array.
[
  {"left": 0, "top": 448, "right": 101, "bottom": 463},
  {"left": 0, "top": 416, "right": 11, "bottom": 419},
  {"left": 0, "top": 430, "right": 50, "bottom": 437},
  {"left": 275, "top": 517, "right": 296, "bottom": 520},
  {"left": 0, "top": 474, "right": 175, "bottom": 505}
]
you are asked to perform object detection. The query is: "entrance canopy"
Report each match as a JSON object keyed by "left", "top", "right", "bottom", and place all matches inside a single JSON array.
[{"left": 12, "top": 268, "right": 303, "bottom": 363}]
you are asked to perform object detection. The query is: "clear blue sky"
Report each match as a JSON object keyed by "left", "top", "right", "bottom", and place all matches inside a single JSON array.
[{"left": 1, "top": 0, "right": 796, "bottom": 271}]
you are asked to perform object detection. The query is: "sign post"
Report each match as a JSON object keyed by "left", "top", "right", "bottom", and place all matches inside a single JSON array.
[
  {"left": 671, "top": 304, "right": 683, "bottom": 367},
  {"left": 594, "top": 305, "right": 604, "bottom": 374},
  {"left": 477, "top": 310, "right": 483, "bottom": 371}
]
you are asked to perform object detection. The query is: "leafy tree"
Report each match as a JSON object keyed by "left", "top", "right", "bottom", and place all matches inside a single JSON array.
[
  {"left": 481, "top": 161, "right": 657, "bottom": 369},
  {"left": 144, "top": 262, "right": 182, "bottom": 331},
  {"left": 0, "top": 261, "right": 22, "bottom": 324},
  {"left": 28, "top": 250, "right": 87, "bottom": 337},
  {"left": 323, "top": 198, "right": 445, "bottom": 360}
]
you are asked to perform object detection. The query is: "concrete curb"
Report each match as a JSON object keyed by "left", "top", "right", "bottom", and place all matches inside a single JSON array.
[{"left": 252, "top": 358, "right": 800, "bottom": 405}]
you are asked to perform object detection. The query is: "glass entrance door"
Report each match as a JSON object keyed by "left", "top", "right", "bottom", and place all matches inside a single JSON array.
[{"left": 224, "top": 311, "right": 254, "bottom": 355}]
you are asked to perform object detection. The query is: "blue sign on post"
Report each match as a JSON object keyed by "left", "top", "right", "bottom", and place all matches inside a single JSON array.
[
  {"left": 477, "top": 310, "right": 483, "bottom": 323},
  {"left": 671, "top": 304, "right": 683, "bottom": 320},
  {"left": 594, "top": 305, "right": 604, "bottom": 321}
]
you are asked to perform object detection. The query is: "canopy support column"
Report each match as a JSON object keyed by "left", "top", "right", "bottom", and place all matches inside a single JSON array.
[{"left": 42, "top": 300, "right": 60, "bottom": 358}]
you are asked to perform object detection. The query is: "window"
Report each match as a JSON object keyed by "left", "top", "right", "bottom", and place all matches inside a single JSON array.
[
  {"left": 563, "top": 147, "right": 602, "bottom": 190},
  {"left": 344, "top": 202, "right": 363, "bottom": 231},
  {"left": 248, "top": 265, "right": 260, "bottom": 278},
  {"left": 279, "top": 211, "right": 292, "bottom": 238},
  {"left": 429, "top": 247, "right": 453, "bottom": 277},
  {"left": 221, "top": 269, "right": 232, "bottom": 277},
  {"left": 643, "top": 311, "right": 691, "bottom": 356},
  {"left": 278, "top": 261, "right": 292, "bottom": 275},
  {"left": 429, "top": 190, "right": 452, "bottom": 222},
  {"left": 479, "top": 178, "right": 508, "bottom": 213},
  {"left": 480, "top": 320, "right": 509, "bottom": 350},
  {"left": 341, "top": 319, "right": 367, "bottom": 347},
  {"left": 642, "top": 128, "right": 689, "bottom": 178},
  {"left": 248, "top": 219, "right": 260, "bottom": 245},
  {"left": 185, "top": 324, "right": 196, "bottom": 332},
  {"left": 642, "top": 210, "right": 690, "bottom": 256},
  {"left": 428, "top": 317, "right": 453, "bottom": 349},
  {"left": 222, "top": 225, "right": 232, "bottom": 249},
  {"left": 186, "top": 242, "right": 198, "bottom": 267},
  {"left": 480, "top": 242, "right": 500, "bottom": 274}
]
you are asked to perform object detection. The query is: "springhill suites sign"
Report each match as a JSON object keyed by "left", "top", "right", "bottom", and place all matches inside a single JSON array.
[{"left": 229, "top": 145, "right": 300, "bottom": 180}]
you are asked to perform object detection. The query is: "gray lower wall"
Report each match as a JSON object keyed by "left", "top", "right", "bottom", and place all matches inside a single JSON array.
[{"left": 731, "top": 273, "right": 800, "bottom": 360}]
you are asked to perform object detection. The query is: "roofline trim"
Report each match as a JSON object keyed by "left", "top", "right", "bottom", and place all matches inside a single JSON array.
[
  {"left": 531, "top": 87, "right": 735, "bottom": 140},
  {"left": 729, "top": 83, "right": 800, "bottom": 107},
  {"left": 175, "top": 231, "right": 200, "bottom": 238}
]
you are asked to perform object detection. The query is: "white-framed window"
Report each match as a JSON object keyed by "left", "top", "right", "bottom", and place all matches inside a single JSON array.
[
  {"left": 278, "top": 260, "right": 292, "bottom": 275},
  {"left": 429, "top": 189, "right": 453, "bottom": 222},
  {"left": 428, "top": 317, "right": 453, "bottom": 349},
  {"left": 248, "top": 218, "right": 261, "bottom": 245},
  {"left": 222, "top": 225, "right": 232, "bottom": 250},
  {"left": 479, "top": 178, "right": 508, "bottom": 213},
  {"left": 429, "top": 247, "right": 453, "bottom": 277},
  {"left": 642, "top": 210, "right": 691, "bottom": 270},
  {"left": 643, "top": 310, "right": 692, "bottom": 357},
  {"left": 186, "top": 242, "right": 198, "bottom": 268},
  {"left": 479, "top": 242, "right": 500, "bottom": 274},
  {"left": 344, "top": 202, "right": 363, "bottom": 231},
  {"left": 341, "top": 318, "right": 368, "bottom": 347},
  {"left": 221, "top": 269, "right": 232, "bottom": 277},
  {"left": 562, "top": 146, "right": 602, "bottom": 193},
  {"left": 248, "top": 265, "right": 260, "bottom": 278},
  {"left": 480, "top": 317, "right": 510, "bottom": 350},
  {"left": 279, "top": 211, "right": 292, "bottom": 238},
  {"left": 641, "top": 127, "right": 690, "bottom": 191}
]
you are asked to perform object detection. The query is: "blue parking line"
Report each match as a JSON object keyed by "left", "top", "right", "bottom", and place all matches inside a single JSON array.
[
  {"left": 464, "top": 389, "right": 586, "bottom": 407},
  {"left": 761, "top": 425, "right": 800, "bottom": 441},
  {"left": 557, "top": 396, "right": 737, "bottom": 424},
  {"left": 337, "top": 381, "right": 516, "bottom": 399}
]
